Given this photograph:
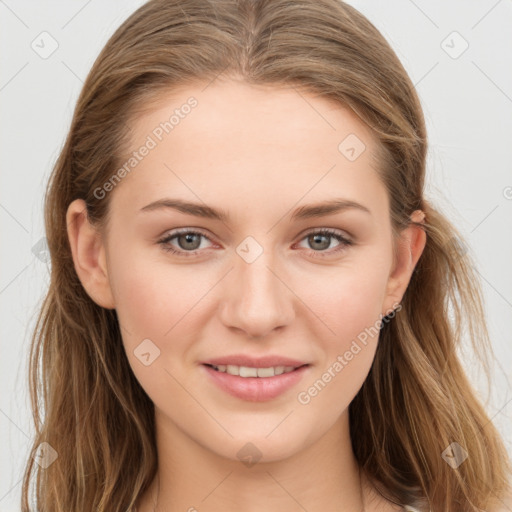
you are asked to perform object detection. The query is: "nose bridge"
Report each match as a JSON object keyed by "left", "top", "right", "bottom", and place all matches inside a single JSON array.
[{"left": 220, "top": 237, "right": 294, "bottom": 338}]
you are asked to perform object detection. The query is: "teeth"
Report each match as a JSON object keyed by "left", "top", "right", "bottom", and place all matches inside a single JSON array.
[{"left": 210, "top": 364, "right": 299, "bottom": 377}]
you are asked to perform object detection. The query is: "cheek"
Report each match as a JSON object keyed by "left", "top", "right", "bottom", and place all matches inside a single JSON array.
[
  {"left": 109, "top": 248, "right": 222, "bottom": 382},
  {"left": 294, "top": 267, "right": 387, "bottom": 420},
  {"left": 303, "top": 255, "right": 391, "bottom": 348},
  {"left": 109, "top": 253, "right": 204, "bottom": 401},
  {"left": 109, "top": 244, "right": 202, "bottom": 334}
]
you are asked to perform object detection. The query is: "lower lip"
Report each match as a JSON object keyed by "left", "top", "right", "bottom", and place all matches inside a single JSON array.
[{"left": 201, "top": 364, "right": 310, "bottom": 402}]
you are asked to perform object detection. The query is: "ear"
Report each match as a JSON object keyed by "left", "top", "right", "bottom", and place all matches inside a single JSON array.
[
  {"left": 66, "top": 199, "right": 116, "bottom": 309},
  {"left": 382, "top": 210, "right": 426, "bottom": 315}
]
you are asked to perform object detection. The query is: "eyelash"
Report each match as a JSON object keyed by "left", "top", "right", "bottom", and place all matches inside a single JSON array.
[{"left": 157, "top": 227, "right": 353, "bottom": 259}]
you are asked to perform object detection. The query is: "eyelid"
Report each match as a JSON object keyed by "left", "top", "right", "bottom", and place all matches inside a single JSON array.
[
  {"left": 299, "top": 226, "right": 352, "bottom": 241},
  {"left": 157, "top": 227, "right": 354, "bottom": 258},
  {"left": 158, "top": 226, "right": 352, "bottom": 243},
  {"left": 293, "top": 228, "right": 353, "bottom": 256},
  {"left": 159, "top": 226, "right": 213, "bottom": 240},
  {"left": 157, "top": 227, "right": 217, "bottom": 252}
]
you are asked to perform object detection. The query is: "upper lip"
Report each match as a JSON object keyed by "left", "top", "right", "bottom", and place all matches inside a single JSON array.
[{"left": 202, "top": 354, "right": 309, "bottom": 368}]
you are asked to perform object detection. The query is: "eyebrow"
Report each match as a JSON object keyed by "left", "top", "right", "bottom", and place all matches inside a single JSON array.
[{"left": 139, "top": 197, "right": 371, "bottom": 222}]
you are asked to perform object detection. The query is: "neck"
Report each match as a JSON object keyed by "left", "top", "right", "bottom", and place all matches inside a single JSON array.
[{"left": 137, "top": 408, "right": 371, "bottom": 512}]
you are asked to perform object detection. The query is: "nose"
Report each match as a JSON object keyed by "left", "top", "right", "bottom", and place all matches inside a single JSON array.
[{"left": 219, "top": 247, "right": 295, "bottom": 339}]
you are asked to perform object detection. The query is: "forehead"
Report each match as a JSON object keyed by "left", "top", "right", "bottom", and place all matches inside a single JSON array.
[
  {"left": 128, "top": 78, "right": 374, "bottom": 149},
  {"left": 106, "top": 78, "right": 385, "bottom": 225}
]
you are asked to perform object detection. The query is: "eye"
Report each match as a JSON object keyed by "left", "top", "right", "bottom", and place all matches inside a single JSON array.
[
  {"left": 157, "top": 228, "right": 214, "bottom": 257},
  {"left": 296, "top": 228, "right": 353, "bottom": 258},
  {"left": 157, "top": 227, "right": 353, "bottom": 259}
]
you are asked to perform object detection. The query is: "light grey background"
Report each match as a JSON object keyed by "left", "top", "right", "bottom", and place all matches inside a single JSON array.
[{"left": 1, "top": 1, "right": 511, "bottom": 510}]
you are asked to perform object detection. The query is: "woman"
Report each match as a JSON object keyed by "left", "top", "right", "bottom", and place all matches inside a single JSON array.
[{"left": 22, "top": 0, "right": 511, "bottom": 511}]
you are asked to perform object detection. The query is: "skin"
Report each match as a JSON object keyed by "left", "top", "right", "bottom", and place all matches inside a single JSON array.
[{"left": 66, "top": 77, "right": 426, "bottom": 512}]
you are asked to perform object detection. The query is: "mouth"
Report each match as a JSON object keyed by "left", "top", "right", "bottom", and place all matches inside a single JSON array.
[
  {"left": 201, "top": 363, "right": 311, "bottom": 401},
  {"left": 203, "top": 363, "right": 309, "bottom": 378}
]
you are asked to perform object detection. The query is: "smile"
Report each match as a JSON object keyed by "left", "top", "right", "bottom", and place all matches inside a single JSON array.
[
  {"left": 205, "top": 363, "right": 305, "bottom": 377},
  {"left": 202, "top": 363, "right": 310, "bottom": 401}
]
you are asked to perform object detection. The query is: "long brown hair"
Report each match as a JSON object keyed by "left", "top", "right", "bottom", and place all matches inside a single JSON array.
[{"left": 22, "top": 0, "right": 511, "bottom": 510}]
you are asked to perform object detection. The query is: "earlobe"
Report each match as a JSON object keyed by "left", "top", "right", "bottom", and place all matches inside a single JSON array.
[
  {"left": 66, "top": 199, "right": 116, "bottom": 310},
  {"left": 382, "top": 210, "right": 426, "bottom": 315}
]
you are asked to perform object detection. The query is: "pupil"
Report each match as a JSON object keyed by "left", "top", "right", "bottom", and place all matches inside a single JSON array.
[
  {"left": 179, "top": 233, "right": 201, "bottom": 250},
  {"left": 310, "top": 234, "right": 329, "bottom": 250}
]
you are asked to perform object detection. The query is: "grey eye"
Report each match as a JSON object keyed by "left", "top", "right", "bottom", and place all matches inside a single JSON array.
[
  {"left": 176, "top": 232, "right": 203, "bottom": 251},
  {"left": 307, "top": 233, "right": 332, "bottom": 251}
]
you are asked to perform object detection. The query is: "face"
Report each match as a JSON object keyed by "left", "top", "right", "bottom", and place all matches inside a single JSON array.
[{"left": 69, "top": 78, "right": 423, "bottom": 463}]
